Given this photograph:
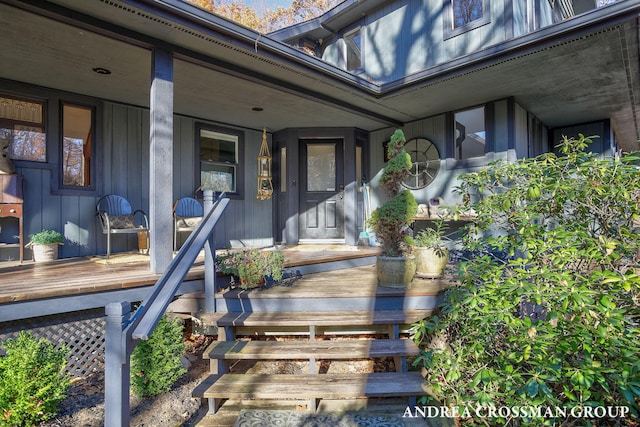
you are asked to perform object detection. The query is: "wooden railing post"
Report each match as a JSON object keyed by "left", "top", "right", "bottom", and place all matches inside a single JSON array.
[
  {"left": 104, "top": 302, "right": 132, "bottom": 427},
  {"left": 203, "top": 190, "right": 216, "bottom": 313}
]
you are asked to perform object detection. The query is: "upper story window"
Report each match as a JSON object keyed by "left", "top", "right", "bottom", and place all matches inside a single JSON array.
[
  {"left": 0, "top": 95, "right": 46, "bottom": 162},
  {"left": 344, "top": 28, "right": 362, "bottom": 72},
  {"left": 453, "top": 0, "right": 484, "bottom": 28},
  {"left": 198, "top": 125, "right": 244, "bottom": 198},
  {"left": 62, "top": 103, "right": 94, "bottom": 187},
  {"left": 444, "top": 0, "right": 490, "bottom": 39}
]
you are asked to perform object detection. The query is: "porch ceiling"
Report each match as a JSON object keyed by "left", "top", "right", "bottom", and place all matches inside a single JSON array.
[{"left": 1, "top": 0, "right": 639, "bottom": 151}]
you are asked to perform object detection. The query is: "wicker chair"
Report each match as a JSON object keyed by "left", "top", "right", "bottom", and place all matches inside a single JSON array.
[{"left": 96, "top": 194, "right": 149, "bottom": 259}]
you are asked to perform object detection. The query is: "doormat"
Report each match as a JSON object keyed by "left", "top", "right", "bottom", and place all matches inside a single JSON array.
[
  {"left": 86, "top": 252, "right": 149, "bottom": 265},
  {"left": 234, "top": 410, "right": 406, "bottom": 427}
]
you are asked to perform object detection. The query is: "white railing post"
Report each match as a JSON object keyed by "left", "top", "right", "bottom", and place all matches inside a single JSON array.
[
  {"left": 104, "top": 301, "right": 132, "bottom": 427},
  {"left": 203, "top": 190, "right": 216, "bottom": 313}
]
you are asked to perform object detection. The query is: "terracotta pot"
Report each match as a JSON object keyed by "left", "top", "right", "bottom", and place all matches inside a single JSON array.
[
  {"left": 414, "top": 247, "right": 449, "bottom": 278},
  {"left": 32, "top": 243, "right": 59, "bottom": 262},
  {"left": 376, "top": 255, "right": 416, "bottom": 288}
]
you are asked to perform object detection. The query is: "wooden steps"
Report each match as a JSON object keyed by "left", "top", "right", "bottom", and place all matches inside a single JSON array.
[
  {"left": 201, "top": 309, "right": 433, "bottom": 328},
  {"left": 204, "top": 338, "right": 420, "bottom": 360},
  {"left": 198, "top": 372, "right": 427, "bottom": 400},
  {"left": 194, "top": 309, "right": 431, "bottom": 426}
]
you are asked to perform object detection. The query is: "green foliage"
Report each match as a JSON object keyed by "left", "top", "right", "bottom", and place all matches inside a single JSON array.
[
  {"left": 217, "top": 248, "right": 285, "bottom": 289},
  {"left": 412, "top": 135, "right": 640, "bottom": 425},
  {"left": 0, "top": 331, "right": 69, "bottom": 426},
  {"left": 28, "top": 230, "right": 63, "bottom": 245},
  {"left": 368, "top": 129, "right": 418, "bottom": 256},
  {"left": 413, "top": 221, "right": 447, "bottom": 249},
  {"left": 131, "top": 316, "right": 187, "bottom": 398}
]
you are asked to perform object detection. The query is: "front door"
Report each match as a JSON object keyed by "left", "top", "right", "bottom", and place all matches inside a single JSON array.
[{"left": 299, "top": 139, "right": 344, "bottom": 242}]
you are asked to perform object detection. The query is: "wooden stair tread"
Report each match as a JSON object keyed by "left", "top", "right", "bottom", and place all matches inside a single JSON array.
[
  {"left": 198, "top": 372, "right": 427, "bottom": 399},
  {"left": 205, "top": 338, "right": 420, "bottom": 360},
  {"left": 201, "top": 310, "right": 432, "bottom": 327}
]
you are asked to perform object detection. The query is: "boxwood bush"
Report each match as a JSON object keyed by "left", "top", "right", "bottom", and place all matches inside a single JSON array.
[
  {"left": 0, "top": 331, "right": 69, "bottom": 426},
  {"left": 130, "top": 316, "right": 186, "bottom": 398},
  {"left": 412, "top": 135, "right": 640, "bottom": 425}
]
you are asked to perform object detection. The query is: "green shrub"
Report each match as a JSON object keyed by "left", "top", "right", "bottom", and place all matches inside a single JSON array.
[
  {"left": 412, "top": 135, "right": 640, "bottom": 425},
  {"left": 131, "top": 316, "right": 186, "bottom": 398},
  {"left": 367, "top": 129, "right": 418, "bottom": 257},
  {"left": 28, "top": 230, "right": 64, "bottom": 245},
  {"left": 0, "top": 331, "right": 69, "bottom": 426}
]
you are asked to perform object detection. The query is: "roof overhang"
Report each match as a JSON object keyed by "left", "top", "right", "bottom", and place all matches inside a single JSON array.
[{"left": 1, "top": 0, "right": 638, "bottom": 151}]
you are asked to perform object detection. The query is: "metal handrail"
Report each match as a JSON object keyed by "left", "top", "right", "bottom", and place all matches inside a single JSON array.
[
  {"left": 131, "top": 193, "right": 227, "bottom": 340},
  {"left": 105, "top": 190, "right": 228, "bottom": 427}
]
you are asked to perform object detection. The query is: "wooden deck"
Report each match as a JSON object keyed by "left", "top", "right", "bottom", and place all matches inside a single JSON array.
[{"left": 0, "top": 246, "right": 380, "bottom": 304}]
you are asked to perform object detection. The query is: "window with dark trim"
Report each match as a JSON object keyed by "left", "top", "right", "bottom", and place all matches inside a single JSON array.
[
  {"left": 344, "top": 27, "right": 362, "bottom": 72},
  {"left": 1, "top": 94, "right": 46, "bottom": 162},
  {"left": 443, "top": 0, "right": 490, "bottom": 39},
  {"left": 62, "top": 103, "right": 94, "bottom": 187},
  {"left": 197, "top": 124, "right": 244, "bottom": 198},
  {"left": 447, "top": 104, "right": 494, "bottom": 169}
]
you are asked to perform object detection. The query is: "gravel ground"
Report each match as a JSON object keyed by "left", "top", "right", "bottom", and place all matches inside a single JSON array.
[{"left": 40, "top": 334, "right": 212, "bottom": 427}]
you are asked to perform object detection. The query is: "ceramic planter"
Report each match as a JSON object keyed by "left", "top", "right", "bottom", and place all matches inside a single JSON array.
[
  {"left": 414, "top": 247, "right": 449, "bottom": 278},
  {"left": 32, "top": 243, "right": 60, "bottom": 262},
  {"left": 376, "top": 255, "right": 416, "bottom": 288}
]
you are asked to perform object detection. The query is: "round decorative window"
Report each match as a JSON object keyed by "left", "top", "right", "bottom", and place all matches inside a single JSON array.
[{"left": 402, "top": 138, "right": 441, "bottom": 189}]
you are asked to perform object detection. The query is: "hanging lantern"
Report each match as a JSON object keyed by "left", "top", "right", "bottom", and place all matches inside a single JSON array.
[{"left": 257, "top": 128, "right": 273, "bottom": 200}]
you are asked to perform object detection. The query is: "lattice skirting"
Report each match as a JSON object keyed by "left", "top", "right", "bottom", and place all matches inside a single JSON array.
[{"left": 0, "top": 308, "right": 105, "bottom": 378}]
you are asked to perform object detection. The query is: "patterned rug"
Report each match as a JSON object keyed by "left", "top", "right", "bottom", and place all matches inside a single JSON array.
[{"left": 234, "top": 410, "right": 406, "bottom": 427}]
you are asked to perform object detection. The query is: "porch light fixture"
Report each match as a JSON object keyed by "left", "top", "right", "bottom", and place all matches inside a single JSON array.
[{"left": 256, "top": 128, "right": 273, "bottom": 200}]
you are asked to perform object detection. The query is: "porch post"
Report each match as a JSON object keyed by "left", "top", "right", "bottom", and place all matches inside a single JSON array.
[
  {"left": 149, "top": 47, "right": 174, "bottom": 274},
  {"left": 104, "top": 302, "right": 132, "bottom": 427},
  {"left": 203, "top": 190, "right": 216, "bottom": 313}
]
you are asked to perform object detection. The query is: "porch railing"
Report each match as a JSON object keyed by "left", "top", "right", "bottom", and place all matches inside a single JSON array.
[{"left": 104, "top": 190, "right": 229, "bottom": 427}]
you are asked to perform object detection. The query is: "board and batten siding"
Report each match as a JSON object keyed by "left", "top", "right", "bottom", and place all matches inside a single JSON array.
[
  {"left": 323, "top": 0, "right": 514, "bottom": 84},
  {"left": 366, "top": 97, "right": 540, "bottom": 216},
  {"left": 0, "top": 103, "right": 274, "bottom": 262}
]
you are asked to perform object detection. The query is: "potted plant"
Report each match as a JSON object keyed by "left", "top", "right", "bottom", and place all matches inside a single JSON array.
[
  {"left": 413, "top": 221, "right": 449, "bottom": 278},
  {"left": 216, "top": 248, "right": 285, "bottom": 289},
  {"left": 27, "top": 229, "right": 64, "bottom": 262},
  {"left": 367, "top": 129, "right": 418, "bottom": 287}
]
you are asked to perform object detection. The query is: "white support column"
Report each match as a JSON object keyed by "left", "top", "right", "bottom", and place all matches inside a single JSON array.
[{"left": 149, "top": 48, "right": 174, "bottom": 273}]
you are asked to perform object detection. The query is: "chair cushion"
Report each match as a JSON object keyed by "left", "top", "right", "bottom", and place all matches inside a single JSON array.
[
  {"left": 109, "top": 214, "right": 136, "bottom": 229},
  {"left": 176, "top": 216, "right": 202, "bottom": 228}
]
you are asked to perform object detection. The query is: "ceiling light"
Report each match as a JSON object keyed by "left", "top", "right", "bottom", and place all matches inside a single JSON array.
[{"left": 92, "top": 67, "right": 111, "bottom": 75}]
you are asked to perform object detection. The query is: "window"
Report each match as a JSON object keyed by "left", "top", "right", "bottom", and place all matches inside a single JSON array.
[
  {"left": 198, "top": 125, "right": 243, "bottom": 197},
  {"left": 444, "top": 0, "right": 490, "bottom": 39},
  {"left": 0, "top": 95, "right": 46, "bottom": 162},
  {"left": 344, "top": 28, "right": 361, "bottom": 72},
  {"left": 452, "top": 0, "right": 484, "bottom": 28},
  {"left": 62, "top": 103, "right": 93, "bottom": 187},
  {"left": 454, "top": 106, "right": 486, "bottom": 160}
]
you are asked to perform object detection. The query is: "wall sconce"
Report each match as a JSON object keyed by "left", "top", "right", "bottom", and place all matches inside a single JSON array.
[{"left": 256, "top": 128, "right": 273, "bottom": 200}]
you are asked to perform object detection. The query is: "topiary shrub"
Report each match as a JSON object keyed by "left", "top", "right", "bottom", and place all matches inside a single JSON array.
[
  {"left": 130, "top": 316, "right": 187, "bottom": 398},
  {"left": 368, "top": 129, "right": 418, "bottom": 256},
  {"left": 412, "top": 135, "right": 640, "bottom": 425},
  {"left": 0, "top": 331, "right": 70, "bottom": 426}
]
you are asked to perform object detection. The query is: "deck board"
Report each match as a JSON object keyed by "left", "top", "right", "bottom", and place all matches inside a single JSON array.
[
  {"left": 205, "top": 339, "right": 421, "bottom": 360},
  {"left": 200, "top": 372, "right": 427, "bottom": 399},
  {"left": 0, "top": 247, "right": 381, "bottom": 304}
]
